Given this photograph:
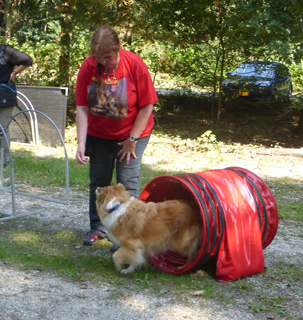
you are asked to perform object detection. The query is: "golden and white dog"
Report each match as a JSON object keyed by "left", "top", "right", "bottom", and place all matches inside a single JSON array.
[{"left": 95, "top": 184, "right": 202, "bottom": 274}]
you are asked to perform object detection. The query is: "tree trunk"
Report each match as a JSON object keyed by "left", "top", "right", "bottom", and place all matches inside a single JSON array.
[
  {"left": 211, "top": 52, "right": 219, "bottom": 119},
  {"left": 297, "top": 108, "right": 303, "bottom": 134},
  {"left": 58, "top": 8, "right": 72, "bottom": 86},
  {"left": 4, "top": 0, "right": 12, "bottom": 41},
  {"left": 217, "top": 37, "right": 225, "bottom": 121},
  {"left": 0, "top": 0, "right": 5, "bottom": 36}
]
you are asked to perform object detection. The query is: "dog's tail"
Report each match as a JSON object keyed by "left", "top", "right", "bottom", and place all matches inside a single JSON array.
[
  {"left": 178, "top": 225, "right": 202, "bottom": 270},
  {"left": 189, "top": 226, "right": 202, "bottom": 261}
]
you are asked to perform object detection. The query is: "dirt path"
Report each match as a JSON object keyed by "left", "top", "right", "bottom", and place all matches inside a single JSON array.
[{"left": 0, "top": 262, "right": 255, "bottom": 320}]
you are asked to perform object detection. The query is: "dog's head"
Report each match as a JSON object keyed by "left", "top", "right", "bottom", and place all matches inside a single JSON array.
[{"left": 95, "top": 184, "right": 130, "bottom": 219}]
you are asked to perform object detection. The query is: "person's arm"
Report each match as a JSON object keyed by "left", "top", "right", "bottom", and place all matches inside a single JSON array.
[
  {"left": 6, "top": 46, "right": 32, "bottom": 82},
  {"left": 9, "top": 65, "right": 30, "bottom": 82},
  {"left": 129, "top": 104, "right": 154, "bottom": 139},
  {"left": 76, "top": 105, "right": 89, "bottom": 165},
  {"left": 117, "top": 104, "right": 153, "bottom": 164}
]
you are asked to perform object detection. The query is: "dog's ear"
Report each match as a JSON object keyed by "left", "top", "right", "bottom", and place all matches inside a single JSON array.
[
  {"left": 95, "top": 187, "right": 100, "bottom": 196},
  {"left": 115, "top": 183, "right": 125, "bottom": 192}
]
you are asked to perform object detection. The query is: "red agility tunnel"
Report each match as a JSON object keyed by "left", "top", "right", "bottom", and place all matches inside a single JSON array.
[{"left": 139, "top": 167, "right": 279, "bottom": 282}]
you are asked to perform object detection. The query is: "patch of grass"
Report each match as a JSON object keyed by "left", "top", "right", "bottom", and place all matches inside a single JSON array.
[
  {"left": 0, "top": 224, "right": 217, "bottom": 298},
  {"left": 5, "top": 141, "right": 89, "bottom": 188},
  {"left": 248, "top": 292, "right": 290, "bottom": 317},
  {"left": 1, "top": 217, "right": 302, "bottom": 320},
  {"left": 270, "top": 262, "right": 303, "bottom": 283},
  {"left": 245, "top": 262, "right": 303, "bottom": 319},
  {"left": 268, "top": 180, "right": 303, "bottom": 222}
]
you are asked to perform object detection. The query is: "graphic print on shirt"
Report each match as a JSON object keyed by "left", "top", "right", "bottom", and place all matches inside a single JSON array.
[{"left": 88, "top": 77, "right": 127, "bottom": 119}]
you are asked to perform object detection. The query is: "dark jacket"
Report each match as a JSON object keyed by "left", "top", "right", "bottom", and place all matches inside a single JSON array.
[{"left": 0, "top": 45, "right": 32, "bottom": 107}]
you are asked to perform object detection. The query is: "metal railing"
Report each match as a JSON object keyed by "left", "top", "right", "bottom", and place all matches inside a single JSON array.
[{"left": 0, "top": 110, "right": 69, "bottom": 222}]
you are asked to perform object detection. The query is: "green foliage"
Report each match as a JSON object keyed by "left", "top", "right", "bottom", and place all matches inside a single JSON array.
[
  {"left": 1, "top": 0, "right": 303, "bottom": 93},
  {"left": 289, "top": 62, "right": 303, "bottom": 91}
]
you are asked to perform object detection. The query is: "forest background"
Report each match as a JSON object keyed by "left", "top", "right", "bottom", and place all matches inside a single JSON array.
[{"left": 1, "top": 0, "right": 303, "bottom": 121}]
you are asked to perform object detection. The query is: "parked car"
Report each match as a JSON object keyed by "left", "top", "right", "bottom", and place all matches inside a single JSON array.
[{"left": 222, "top": 61, "right": 292, "bottom": 102}]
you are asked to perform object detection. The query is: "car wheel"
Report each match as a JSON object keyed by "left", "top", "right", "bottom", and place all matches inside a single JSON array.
[
  {"left": 272, "top": 90, "right": 279, "bottom": 101},
  {"left": 268, "top": 90, "right": 278, "bottom": 102}
]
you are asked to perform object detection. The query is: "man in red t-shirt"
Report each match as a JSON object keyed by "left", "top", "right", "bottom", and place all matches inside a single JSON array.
[{"left": 76, "top": 26, "right": 158, "bottom": 247}]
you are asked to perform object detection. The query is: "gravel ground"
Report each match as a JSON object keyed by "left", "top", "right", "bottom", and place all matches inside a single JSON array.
[
  {"left": 0, "top": 263, "right": 258, "bottom": 320},
  {"left": 1, "top": 170, "right": 303, "bottom": 320}
]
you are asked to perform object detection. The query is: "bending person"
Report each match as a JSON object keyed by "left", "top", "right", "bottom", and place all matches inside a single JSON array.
[{"left": 0, "top": 44, "right": 32, "bottom": 166}]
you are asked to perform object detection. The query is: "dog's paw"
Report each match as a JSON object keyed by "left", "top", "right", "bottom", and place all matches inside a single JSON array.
[
  {"left": 120, "top": 265, "right": 135, "bottom": 274},
  {"left": 177, "top": 260, "right": 191, "bottom": 270},
  {"left": 114, "top": 264, "right": 123, "bottom": 272},
  {"left": 113, "top": 256, "right": 123, "bottom": 271}
]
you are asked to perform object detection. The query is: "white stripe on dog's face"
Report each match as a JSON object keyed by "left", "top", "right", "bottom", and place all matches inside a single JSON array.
[
  {"left": 102, "top": 197, "right": 135, "bottom": 230},
  {"left": 106, "top": 198, "right": 120, "bottom": 211}
]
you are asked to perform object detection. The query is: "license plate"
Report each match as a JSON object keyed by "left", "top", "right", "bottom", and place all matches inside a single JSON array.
[{"left": 240, "top": 92, "right": 249, "bottom": 96}]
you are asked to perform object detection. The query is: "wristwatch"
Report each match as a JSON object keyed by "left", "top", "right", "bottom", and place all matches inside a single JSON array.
[{"left": 129, "top": 135, "right": 138, "bottom": 142}]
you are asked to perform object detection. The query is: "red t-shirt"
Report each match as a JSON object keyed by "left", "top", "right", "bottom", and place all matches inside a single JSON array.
[{"left": 76, "top": 49, "right": 158, "bottom": 139}]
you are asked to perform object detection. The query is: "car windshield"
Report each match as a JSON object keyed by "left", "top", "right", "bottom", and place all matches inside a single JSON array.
[{"left": 231, "top": 64, "right": 275, "bottom": 79}]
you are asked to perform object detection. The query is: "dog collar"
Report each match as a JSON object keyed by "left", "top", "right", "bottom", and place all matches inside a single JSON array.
[{"left": 108, "top": 203, "right": 120, "bottom": 213}]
